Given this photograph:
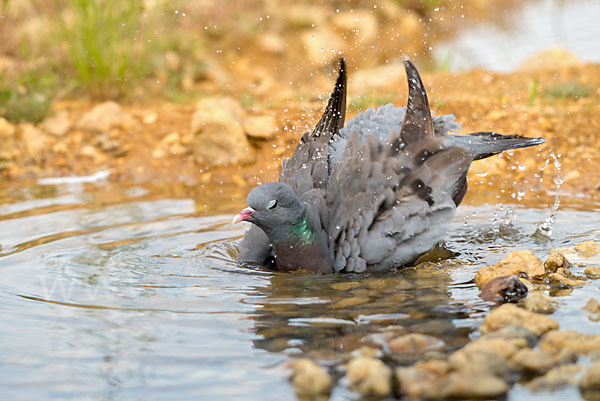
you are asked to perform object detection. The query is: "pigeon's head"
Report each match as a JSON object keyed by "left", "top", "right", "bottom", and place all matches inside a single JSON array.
[{"left": 233, "top": 182, "right": 303, "bottom": 232}]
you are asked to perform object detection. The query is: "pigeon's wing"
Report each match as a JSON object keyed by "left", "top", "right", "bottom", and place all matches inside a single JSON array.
[
  {"left": 237, "top": 225, "right": 275, "bottom": 269},
  {"left": 279, "top": 59, "right": 346, "bottom": 195},
  {"left": 443, "top": 132, "right": 545, "bottom": 161},
  {"left": 326, "top": 60, "right": 473, "bottom": 273}
]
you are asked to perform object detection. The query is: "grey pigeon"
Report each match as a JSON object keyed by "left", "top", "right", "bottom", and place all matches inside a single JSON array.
[{"left": 233, "top": 59, "right": 545, "bottom": 273}]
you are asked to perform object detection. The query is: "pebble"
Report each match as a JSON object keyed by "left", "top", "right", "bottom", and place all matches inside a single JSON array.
[
  {"left": 346, "top": 356, "right": 392, "bottom": 397},
  {"left": 574, "top": 241, "right": 600, "bottom": 257},
  {"left": 522, "top": 292, "right": 558, "bottom": 314},
  {"left": 449, "top": 344, "right": 514, "bottom": 380},
  {"left": 539, "top": 330, "right": 600, "bottom": 356},
  {"left": 548, "top": 272, "right": 585, "bottom": 287},
  {"left": 41, "top": 110, "right": 71, "bottom": 137},
  {"left": 585, "top": 298, "right": 600, "bottom": 313},
  {"left": 244, "top": 115, "right": 278, "bottom": 139},
  {"left": 510, "top": 348, "right": 554, "bottom": 374},
  {"left": 76, "top": 101, "right": 136, "bottom": 132},
  {"left": 422, "top": 370, "right": 509, "bottom": 400},
  {"left": 580, "top": 361, "right": 600, "bottom": 390},
  {"left": 388, "top": 333, "right": 445, "bottom": 355},
  {"left": 527, "top": 364, "right": 583, "bottom": 391},
  {"left": 480, "top": 303, "right": 559, "bottom": 336},
  {"left": 481, "top": 325, "right": 538, "bottom": 348},
  {"left": 475, "top": 250, "right": 545, "bottom": 288},
  {"left": 287, "top": 358, "right": 332, "bottom": 398},
  {"left": 0, "top": 117, "right": 15, "bottom": 137},
  {"left": 544, "top": 250, "right": 572, "bottom": 273},
  {"left": 585, "top": 266, "right": 600, "bottom": 279},
  {"left": 20, "top": 123, "right": 53, "bottom": 158},
  {"left": 480, "top": 275, "right": 528, "bottom": 303}
]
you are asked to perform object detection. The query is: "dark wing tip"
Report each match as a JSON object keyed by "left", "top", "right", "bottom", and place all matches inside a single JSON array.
[
  {"left": 310, "top": 57, "right": 347, "bottom": 139},
  {"left": 400, "top": 59, "right": 434, "bottom": 144}
]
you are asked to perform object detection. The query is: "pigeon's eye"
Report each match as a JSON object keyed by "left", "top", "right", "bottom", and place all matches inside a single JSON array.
[{"left": 267, "top": 199, "right": 277, "bottom": 209}]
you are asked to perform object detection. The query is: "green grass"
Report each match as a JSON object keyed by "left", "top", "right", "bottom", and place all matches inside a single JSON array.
[
  {"left": 528, "top": 78, "right": 539, "bottom": 106},
  {"left": 349, "top": 94, "right": 394, "bottom": 111},
  {"left": 543, "top": 81, "right": 593, "bottom": 100},
  {"left": 0, "top": 71, "right": 57, "bottom": 123}
]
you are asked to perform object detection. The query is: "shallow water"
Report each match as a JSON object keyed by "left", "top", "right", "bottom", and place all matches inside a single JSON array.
[{"left": 0, "top": 178, "right": 598, "bottom": 400}]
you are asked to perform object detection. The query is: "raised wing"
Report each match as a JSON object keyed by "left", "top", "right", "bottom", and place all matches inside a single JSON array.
[{"left": 279, "top": 59, "right": 347, "bottom": 195}]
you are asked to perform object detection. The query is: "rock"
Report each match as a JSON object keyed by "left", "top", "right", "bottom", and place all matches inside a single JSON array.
[
  {"left": 510, "top": 348, "right": 554, "bottom": 374},
  {"left": 581, "top": 361, "right": 600, "bottom": 390},
  {"left": 41, "top": 110, "right": 71, "bottom": 137},
  {"left": 331, "top": 10, "right": 378, "bottom": 44},
  {"left": 346, "top": 356, "right": 392, "bottom": 397},
  {"left": 544, "top": 250, "right": 572, "bottom": 273},
  {"left": 422, "top": 370, "right": 509, "bottom": 400},
  {"left": 0, "top": 117, "right": 16, "bottom": 137},
  {"left": 190, "top": 97, "right": 255, "bottom": 166},
  {"left": 522, "top": 292, "right": 558, "bottom": 314},
  {"left": 475, "top": 251, "right": 545, "bottom": 288},
  {"left": 152, "top": 132, "right": 189, "bottom": 158},
  {"left": 76, "top": 101, "right": 136, "bottom": 132},
  {"left": 585, "top": 267, "right": 600, "bottom": 279},
  {"left": 585, "top": 298, "right": 600, "bottom": 313},
  {"left": 548, "top": 272, "right": 585, "bottom": 287},
  {"left": 540, "top": 330, "right": 600, "bottom": 356},
  {"left": 80, "top": 145, "right": 106, "bottom": 164},
  {"left": 480, "top": 275, "right": 528, "bottom": 303},
  {"left": 527, "top": 364, "right": 582, "bottom": 391},
  {"left": 330, "top": 282, "right": 361, "bottom": 291},
  {"left": 244, "top": 115, "right": 278, "bottom": 139},
  {"left": 143, "top": 113, "right": 157, "bottom": 125},
  {"left": 575, "top": 241, "right": 600, "bottom": 258},
  {"left": 287, "top": 358, "right": 332, "bottom": 398},
  {"left": 301, "top": 29, "right": 345, "bottom": 66},
  {"left": 350, "top": 63, "right": 406, "bottom": 93},
  {"left": 396, "top": 365, "right": 440, "bottom": 400},
  {"left": 518, "top": 46, "right": 581, "bottom": 72},
  {"left": 449, "top": 343, "right": 515, "bottom": 380},
  {"left": 388, "top": 333, "right": 445, "bottom": 355},
  {"left": 481, "top": 325, "right": 538, "bottom": 348},
  {"left": 20, "top": 123, "right": 53, "bottom": 158},
  {"left": 481, "top": 303, "right": 559, "bottom": 336}
]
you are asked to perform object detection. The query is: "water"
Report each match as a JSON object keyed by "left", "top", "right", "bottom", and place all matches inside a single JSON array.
[
  {"left": 0, "top": 179, "right": 598, "bottom": 400},
  {"left": 434, "top": 0, "right": 600, "bottom": 72}
]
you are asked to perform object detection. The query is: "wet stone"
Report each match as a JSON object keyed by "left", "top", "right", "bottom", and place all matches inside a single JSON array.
[
  {"left": 449, "top": 343, "right": 515, "bottom": 380},
  {"left": 581, "top": 361, "right": 600, "bottom": 391},
  {"left": 481, "top": 303, "right": 559, "bottom": 336},
  {"left": 544, "top": 250, "right": 572, "bottom": 273},
  {"left": 388, "top": 333, "right": 445, "bottom": 355},
  {"left": 540, "top": 330, "right": 600, "bottom": 356},
  {"left": 346, "top": 356, "right": 392, "bottom": 397},
  {"left": 510, "top": 348, "right": 554, "bottom": 374},
  {"left": 481, "top": 325, "right": 538, "bottom": 348},
  {"left": 585, "top": 266, "right": 600, "bottom": 279},
  {"left": 585, "top": 298, "right": 600, "bottom": 313},
  {"left": 548, "top": 271, "right": 585, "bottom": 287},
  {"left": 527, "top": 364, "right": 583, "bottom": 391},
  {"left": 480, "top": 275, "right": 528, "bottom": 303},
  {"left": 575, "top": 241, "right": 600, "bottom": 258},
  {"left": 288, "top": 358, "right": 332, "bottom": 399},
  {"left": 422, "top": 370, "right": 509, "bottom": 400},
  {"left": 521, "top": 292, "right": 558, "bottom": 314},
  {"left": 475, "top": 250, "right": 545, "bottom": 288},
  {"left": 330, "top": 282, "right": 361, "bottom": 291}
]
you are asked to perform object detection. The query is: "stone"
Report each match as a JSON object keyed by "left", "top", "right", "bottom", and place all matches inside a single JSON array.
[
  {"left": 575, "top": 241, "right": 600, "bottom": 257},
  {"left": 422, "top": 370, "right": 509, "bottom": 400},
  {"left": 41, "top": 110, "right": 71, "bottom": 137},
  {"left": 244, "top": 115, "right": 278, "bottom": 139},
  {"left": 143, "top": 113, "right": 157, "bottom": 125},
  {"left": 510, "top": 348, "right": 554, "bottom": 374},
  {"left": 0, "top": 117, "right": 16, "bottom": 137},
  {"left": 331, "top": 10, "right": 378, "bottom": 44},
  {"left": 518, "top": 46, "right": 581, "bottom": 72},
  {"left": 152, "top": 132, "right": 188, "bottom": 158},
  {"left": 301, "top": 29, "right": 345, "bottom": 66},
  {"left": 548, "top": 272, "right": 584, "bottom": 287},
  {"left": 256, "top": 32, "right": 286, "bottom": 54},
  {"left": 287, "top": 358, "right": 332, "bottom": 398},
  {"left": 584, "top": 298, "right": 600, "bottom": 313},
  {"left": 581, "top": 361, "right": 600, "bottom": 390},
  {"left": 350, "top": 63, "right": 406, "bottom": 93},
  {"left": 481, "top": 325, "right": 538, "bottom": 348},
  {"left": 449, "top": 344, "right": 514, "bottom": 380},
  {"left": 475, "top": 251, "right": 545, "bottom": 288},
  {"left": 330, "top": 282, "right": 361, "bottom": 291},
  {"left": 544, "top": 250, "right": 572, "bottom": 272},
  {"left": 396, "top": 365, "right": 439, "bottom": 400},
  {"left": 388, "top": 333, "right": 444, "bottom": 355},
  {"left": 190, "top": 97, "right": 255, "bottom": 166},
  {"left": 539, "top": 330, "right": 600, "bottom": 356},
  {"left": 346, "top": 356, "right": 392, "bottom": 397},
  {"left": 527, "top": 364, "right": 582, "bottom": 391},
  {"left": 480, "top": 303, "right": 559, "bottom": 336},
  {"left": 522, "top": 292, "right": 558, "bottom": 314},
  {"left": 20, "top": 123, "right": 52, "bottom": 158},
  {"left": 76, "top": 101, "right": 136, "bottom": 132},
  {"left": 80, "top": 145, "right": 106, "bottom": 164},
  {"left": 585, "top": 267, "right": 600, "bottom": 279},
  {"left": 480, "top": 275, "right": 528, "bottom": 303}
]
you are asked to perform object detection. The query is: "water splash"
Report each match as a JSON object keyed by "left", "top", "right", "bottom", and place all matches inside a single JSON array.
[{"left": 534, "top": 153, "right": 563, "bottom": 238}]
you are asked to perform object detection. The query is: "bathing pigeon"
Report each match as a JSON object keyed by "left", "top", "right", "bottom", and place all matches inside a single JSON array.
[{"left": 233, "top": 59, "right": 545, "bottom": 273}]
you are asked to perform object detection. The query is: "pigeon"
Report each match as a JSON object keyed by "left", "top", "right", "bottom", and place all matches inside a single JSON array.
[{"left": 233, "top": 59, "right": 545, "bottom": 273}]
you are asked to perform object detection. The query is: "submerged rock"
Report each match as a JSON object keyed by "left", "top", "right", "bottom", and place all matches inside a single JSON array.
[
  {"left": 480, "top": 303, "right": 558, "bottom": 336},
  {"left": 480, "top": 275, "right": 528, "bottom": 303},
  {"left": 527, "top": 364, "right": 583, "bottom": 391},
  {"left": 288, "top": 358, "right": 332, "bottom": 399},
  {"left": 346, "top": 356, "right": 392, "bottom": 397},
  {"left": 581, "top": 361, "right": 600, "bottom": 391},
  {"left": 422, "top": 370, "right": 509, "bottom": 400},
  {"left": 521, "top": 292, "right": 558, "bottom": 314},
  {"left": 481, "top": 325, "right": 538, "bottom": 348},
  {"left": 544, "top": 250, "right": 572, "bottom": 273},
  {"left": 585, "top": 266, "right": 600, "bottom": 279},
  {"left": 510, "top": 348, "right": 554, "bottom": 374},
  {"left": 190, "top": 97, "right": 256, "bottom": 166},
  {"left": 475, "top": 251, "right": 545, "bottom": 288},
  {"left": 584, "top": 298, "right": 600, "bottom": 313},
  {"left": 548, "top": 270, "right": 585, "bottom": 288},
  {"left": 388, "top": 333, "right": 445, "bottom": 355},
  {"left": 575, "top": 241, "right": 600, "bottom": 258}
]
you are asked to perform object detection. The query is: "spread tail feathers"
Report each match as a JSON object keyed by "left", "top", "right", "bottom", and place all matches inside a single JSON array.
[{"left": 444, "top": 132, "right": 546, "bottom": 161}]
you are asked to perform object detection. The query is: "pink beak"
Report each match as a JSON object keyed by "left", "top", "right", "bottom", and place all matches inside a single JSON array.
[{"left": 232, "top": 207, "right": 255, "bottom": 224}]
